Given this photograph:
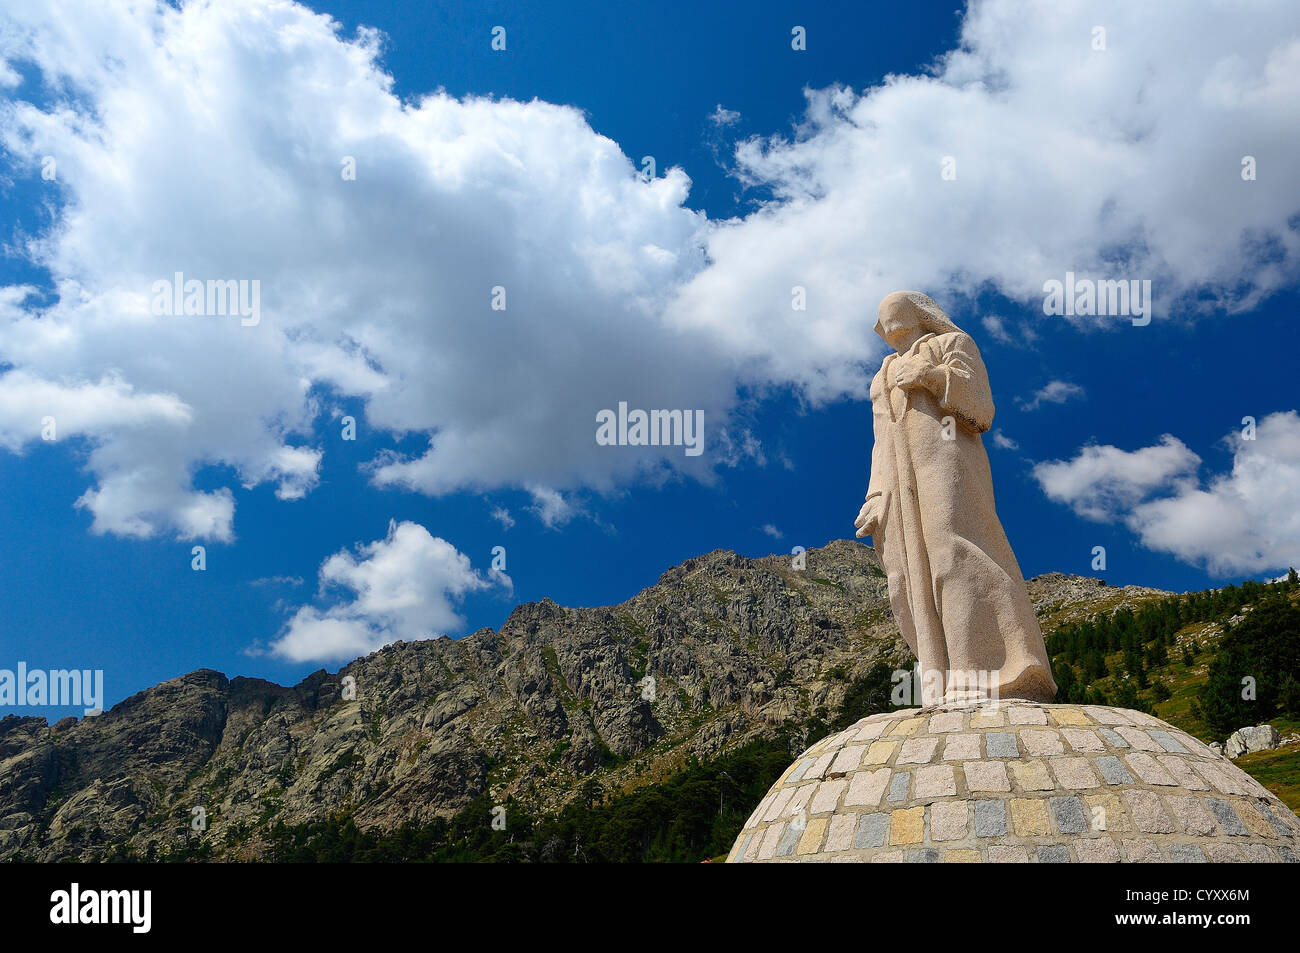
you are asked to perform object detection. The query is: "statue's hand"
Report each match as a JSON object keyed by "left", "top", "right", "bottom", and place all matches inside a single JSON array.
[
  {"left": 854, "top": 497, "right": 882, "bottom": 538},
  {"left": 893, "top": 354, "right": 937, "bottom": 391}
]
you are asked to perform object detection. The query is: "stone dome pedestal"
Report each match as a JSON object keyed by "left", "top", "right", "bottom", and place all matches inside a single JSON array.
[{"left": 726, "top": 701, "right": 1300, "bottom": 863}]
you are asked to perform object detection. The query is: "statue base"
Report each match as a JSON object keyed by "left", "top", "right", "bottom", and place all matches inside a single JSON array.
[{"left": 726, "top": 701, "right": 1300, "bottom": 863}]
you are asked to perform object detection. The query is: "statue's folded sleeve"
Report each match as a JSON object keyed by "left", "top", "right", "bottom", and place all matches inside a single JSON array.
[{"left": 927, "top": 333, "right": 994, "bottom": 434}]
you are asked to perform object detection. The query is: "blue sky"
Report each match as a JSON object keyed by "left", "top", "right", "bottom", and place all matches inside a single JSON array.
[{"left": 2, "top": 0, "right": 1299, "bottom": 718}]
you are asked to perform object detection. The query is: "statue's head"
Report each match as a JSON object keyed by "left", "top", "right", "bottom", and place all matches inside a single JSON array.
[{"left": 875, "top": 291, "right": 962, "bottom": 352}]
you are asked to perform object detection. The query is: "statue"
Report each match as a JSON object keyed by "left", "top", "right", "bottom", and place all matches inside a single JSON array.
[{"left": 854, "top": 291, "right": 1056, "bottom": 705}]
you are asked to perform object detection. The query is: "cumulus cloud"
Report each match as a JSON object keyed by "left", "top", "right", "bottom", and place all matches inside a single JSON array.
[
  {"left": 1, "top": 0, "right": 1297, "bottom": 542},
  {"left": 760, "top": 523, "right": 783, "bottom": 539},
  {"left": 1017, "top": 380, "right": 1085, "bottom": 412},
  {"left": 0, "top": 0, "right": 728, "bottom": 540},
  {"left": 1032, "top": 413, "right": 1300, "bottom": 575},
  {"left": 268, "top": 520, "right": 503, "bottom": 662},
  {"left": 665, "top": 0, "right": 1300, "bottom": 401},
  {"left": 490, "top": 507, "right": 515, "bottom": 530}
]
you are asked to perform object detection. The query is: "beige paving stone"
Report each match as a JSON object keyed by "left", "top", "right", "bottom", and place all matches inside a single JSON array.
[
  {"left": 787, "top": 782, "right": 817, "bottom": 815},
  {"left": 1048, "top": 708, "right": 1093, "bottom": 727},
  {"left": 1125, "top": 752, "right": 1178, "bottom": 786},
  {"left": 944, "top": 849, "right": 981, "bottom": 863},
  {"left": 830, "top": 745, "right": 866, "bottom": 774},
  {"left": 1165, "top": 794, "right": 1216, "bottom": 836},
  {"left": 845, "top": 767, "right": 891, "bottom": 807},
  {"left": 1235, "top": 800, "right": 1276, "bottom": 838},
  {"left": 987, "top": 845, "right": 1029, "bottom": 863},
  {"left": 1008, "top": 798, "right": 1051, "bottom": 836},
  {"left": 1241, "top": 844, "right": 1279, "bottom": 863},
  {"left": 1007, "top": 706, "right": 1048, "bottom": 726},
  {"left": 1191, "top": 761, "right": 1246, "bottom": 796},
  {"left": 762, "top": 787, "right": 797, "bottom": 822},
  {"left": 942, "top": 733, "right": 981, "bottom": 760},
  {"left": 971, "top": 709, "right": 1005, "bottom": 728},
  {"left": 864, "top": 740, "right": 899, "bottom": 765},
  {"left": 1084, "top": 793, "right": 1129, "bottom": 833},
  {"left": 1157, "top": 756, "right": 1209, "bottom": 791},
  {"left": 897, "top": 736, "right": 941, "bottom": 765},
  {"left": 746, "top": 792, "right": 775, "bottom": 828},
  {"left": 1121, "top": 839, "right": 1163, "bottom": 863},
  {"left": 928, "top": 711, "right": 964, "bottom": 733},
  {"left": 1123, "top": 790, "right": 1177, "bottom": 834},
  {"left": 1203, "top": 843, "right": 1247, "bottom": 863},
  {"left": 743, "top": 828, "right": 765, "bottom": 861},
  {"left": 758, "top": 822, "right": 785, "bottom": 860},
  {"left": 1082, "top": 706, "right": 1132, "bottom": 726},
  {"left": 889, "top": 716, "right": 925, "bottom": 737},
  {"left": 889, "top": 807, "right": 925, "bottom": 845},
  {"left": 801, "top": 751, "right": 836, "bottom": 782},
  {"left": 1074, "top": 838, "right": 1121, "bottom": 863},
  {"left": 1009, "top": 759, "right": 1054, "bottom": 792},
  {"left": 1060, "top": 728, "right": 1105, "bottom": 752},
  {"left": 1020, "top": 729, "right": 1065, "bottom": 756},
  {"left": 1049, "top": 756, "right": 1100, "bottom": 789},
  {"left": 854, "top": 720, "right": 889, "bottom": 742},
  {"left": 871, "top": 849, "right": 905, "bottom": 863},
  {"left": 1115, "top": 727, "right": 1161, "bottom": 751},
  {"left": 809, "top": 778, "right": 847, "bottom": 815},
  {"left": 930, "top": 801, "right": 969, "bottom": 841},
  {"left": 824, "top": 813, "right": 858, "bottom": 852},
  {"left": 914, "top": 764, "right": 957, "bottom": 798},
  {"left": 797, "top": 817, "right": 829, "bottom": 854},
  {"left": 963, "top": 760, "right": 1012, "bottom": 792}
]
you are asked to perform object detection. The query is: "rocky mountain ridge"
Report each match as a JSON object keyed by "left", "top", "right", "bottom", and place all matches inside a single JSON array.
[{"left": 0, "top": 539, "right": 1165, "bottom": 861}]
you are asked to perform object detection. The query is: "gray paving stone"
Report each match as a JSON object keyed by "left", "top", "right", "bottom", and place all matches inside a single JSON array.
[
  {"left": 1098, "top": 727, "right": 1129, "bottom": 749},
  {"left": 776, "top": 821, "right": 803, "bottom": 856},
  {"left": 1168, "top": 844, "right": 1206, "bottom": 863},
  {"left": 985, "top": 731, "right": 1019, "bottom": 758},
  {"left": 1050, "top": 795, "right": 1089, "bottom": 834},
  {"left": 1037, "top": 845, "right": 1072, "bottom": 863},
  {"left": 855, "top": 812, "right": 890, "bottom": 849},
  {"left": 1206, "top": 798, "right": 1248, "bottom": 836},
  {"left": 1147, "top": 730, "right": 1187, "bottom": 753},
  {"left": 974, "top": 799, "right": 1008, "bottom": 837},
  {"left": 1094, "top": 755, "right": 1133, "bottom": 785},
  {"left": 886, "top": 771, "right": 911, "bottom": 802},
  {"left": 1257, "top": 802, "right": 1294, "bottom": 838},
  {"left": 906, "top": 848, "right": 940, "bottom": 863}
]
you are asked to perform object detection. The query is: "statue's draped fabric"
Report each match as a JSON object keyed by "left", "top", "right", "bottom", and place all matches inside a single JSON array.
[{"left": 867, "top": 330, "right": 1056, "bottom": 703}]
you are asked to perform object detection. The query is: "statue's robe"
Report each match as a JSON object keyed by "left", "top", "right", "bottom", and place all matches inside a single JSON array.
[{"left": 866, "top": 330, "right": 1057, "bottom": 703}]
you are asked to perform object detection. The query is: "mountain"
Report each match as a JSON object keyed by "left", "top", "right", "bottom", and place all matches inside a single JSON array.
[{"left": 0, "top": 539, "right": 1225, "bottom": 862}]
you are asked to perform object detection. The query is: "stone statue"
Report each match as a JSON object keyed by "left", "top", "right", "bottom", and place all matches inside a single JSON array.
[{"left": 854, "top": 291, "right": 1056, "bottom": 704}]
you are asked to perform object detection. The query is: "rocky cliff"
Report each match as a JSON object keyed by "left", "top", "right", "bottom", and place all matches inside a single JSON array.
[{"left": 0, "top": 539, "right": 1164, "bottom": 861}]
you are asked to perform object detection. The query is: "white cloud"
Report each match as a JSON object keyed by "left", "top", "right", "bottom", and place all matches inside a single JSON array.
[
  {"left": 665, "top": 1, "right": 1300, "bottom": 401},
  {"left": 269, "top": 520, "right": 503, "bottom": 662},
  {"left": 490, "top": 506, "right": 515, "bottom": 530},
  {"left": 760, "top": 523, "right": 782, "bottom": 539},
  {"left": 710, "top": 104, "right": 740, "bottom": 126},
  {"left": 0, "top": 0, "right": 1297, "bottom": 541},
  {"left": 1033, "top": 413, "right": 1300, "bottom": 575},
  {"left": 1017, "top": 380, "right": 1085, "bottom": 412},
  {"left": 526, "top": 484, "right": 576, "bottom": 529},
  {"left": 0, "top": 0, "right": 728, "bottom": 540},
  {"left": 991, "top": 429, "right": 1018, "bottom": 451}
]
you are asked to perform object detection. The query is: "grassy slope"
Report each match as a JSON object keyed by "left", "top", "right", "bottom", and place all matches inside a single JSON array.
[{"left": 1043, "top": 591, "right": 1300, "bottom": 811}]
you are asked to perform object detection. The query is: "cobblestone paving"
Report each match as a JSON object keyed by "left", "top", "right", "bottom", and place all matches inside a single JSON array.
[{"left": 726, "top": 703, "right": 1300, "bottom": 863}]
